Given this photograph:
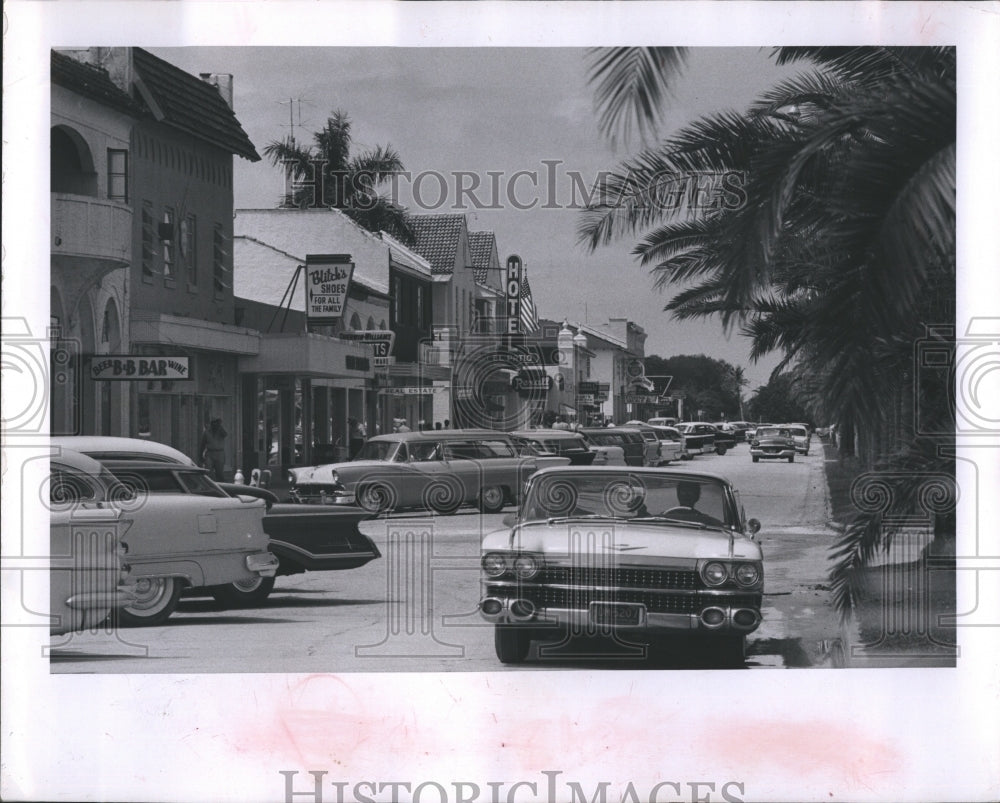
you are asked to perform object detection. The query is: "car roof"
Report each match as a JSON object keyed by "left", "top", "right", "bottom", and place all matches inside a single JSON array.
[
  {"left": 51, "top": 436, "right": 195, "bottom": 465},
  {"left": 50, "top": 447, "right": 108, "bottom": 475},
  {"left": 100, "top": 460, "right": 209, "bottom": 472},
  {"left": 529, "top": 464, "right": 734, "bottom": 486},
  {"left": 367, "top": 429, "right": 513, "bottom": 443},
  {"left": 512, "top": 429, "right": 586, "bottom": 439}
]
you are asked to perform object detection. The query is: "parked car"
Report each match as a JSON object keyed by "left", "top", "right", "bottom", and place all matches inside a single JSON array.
[
  {"left": 785, "top": 424, "right": 811, "bottom": 455},
  {"left": 724, "top": 421, "right": 755, "bottom": 442},
  {"left": 512, "top": 430, "right": 597, "bottom": 465},
  {"left": 479, "top": 466, "right": 764, "bottom": 666},
  {"left": 675, "top": 422, "right": 718, "bottom": 457},
  {"left": 646, "top": 417, "right": 678, "bottom": 428},
  {"left": 90, "top": 460, "right": 279, "bottom": 622},
  {"left": 749, "top": 426, "right": 797, "bottom": 463},
  {"left": 289, "top": 430, "right": 569, "bottom": 515},
  {"left": 625, "top": 422, "right": 683, "bottom": 465},
  {"left": 579, "top": 427, "right": 646, "bottom": 467},
  {"left": 54, "top": 436, "right": 384, "bottom": 606},
  {"left": 531, "top": 429, "right": 626, "bottom": 466},
  {"left": 49, "top": 449, "right": 137, "bottom": 634},
  {"left": 628, "top": 425, "right": 663, "bottom": 466}
]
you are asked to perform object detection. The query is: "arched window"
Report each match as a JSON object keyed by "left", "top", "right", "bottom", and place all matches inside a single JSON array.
[
  {"left": 366, "top": 316, "right": 375, "bottom": 330},
  {"left": 350, "top": 313, "right": 362, "bottom": 331},
  {"left": 51, "top": 126, "right": 97, "bottom": 195}
]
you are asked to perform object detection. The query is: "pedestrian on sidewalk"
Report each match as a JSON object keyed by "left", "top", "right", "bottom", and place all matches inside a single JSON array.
[{"left": 199, "top": 418, "right": 228, "bottom": 481}]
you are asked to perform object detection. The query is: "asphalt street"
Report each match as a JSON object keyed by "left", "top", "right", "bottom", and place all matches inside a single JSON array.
[{"left": 49, "top": 442, "right": 840, "bottom": 673}]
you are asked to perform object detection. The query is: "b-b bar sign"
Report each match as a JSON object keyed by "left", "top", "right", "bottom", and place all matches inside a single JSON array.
[
  {"left": 91, "top": 355, "right": 190, "bottom": 380},
  {"left": 305, "top": 254, "right": 354, "bottom": 323}
]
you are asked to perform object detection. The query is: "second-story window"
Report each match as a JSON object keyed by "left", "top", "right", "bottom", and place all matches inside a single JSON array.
[
  {"left": 416, "top": 284, "right": 424, "bottom": 330},
  {"left": 391, "top": 276, "right": 401, "bottom": 328},
  {"left": 181, "top": 214, "right": 197, "bottom": 286},
  {"left": 162, "top": 208, "right": 175, "bottom": 279},
  {"left": 107, "top": 149, "right": 128, "bottom": 203},
  {"left": 141, "top": 201, "right": 155, "bottom": 280},
  {"left": 213, "top": 224, "right": 229, "bottom": 295}
]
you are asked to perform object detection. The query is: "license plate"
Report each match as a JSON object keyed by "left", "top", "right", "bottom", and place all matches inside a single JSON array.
[{"left": 590, "top": 602, "right": 644, "bottom": 626}]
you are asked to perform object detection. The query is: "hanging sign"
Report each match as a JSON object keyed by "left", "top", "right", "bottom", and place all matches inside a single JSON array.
[
  {"left": 505, "top": 255, "right": 522, "bottom": 334},
  {"left": 339, "top": 330, "right": 396, "bottom": 367},
  {"left": 305, "top": 254, "right": 353, "bottom": 323}
]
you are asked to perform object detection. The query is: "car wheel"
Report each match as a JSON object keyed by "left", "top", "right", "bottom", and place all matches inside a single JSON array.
[
  {"left": 715, "top": 445, "right": 728, "bottom": 456},
  {"left": 358, "top": 482, "right": 397, "bottom": 514},
  {"left": 495, "top": 625, "right": 532, "bottom": 664},
  {"left": 423, "top": 480, "right": 463, "bottom": 515},
  {"left": 479, "top": 485, "right": 506, "bottom": 514},
  {"left": 681, "top": 453, "right": 693, "bottom": 461},
  {"left": 115, "top": 576, "right": 182, "bottom": 627},
  {"left": 211, "top": 575, "right": 275, "bottom": 608},
  {"left": 788, "top": 455, "right": 795, "bottom": 463},
  {"left": 752, "top": 456, "right": 760, "bottom": 463}
]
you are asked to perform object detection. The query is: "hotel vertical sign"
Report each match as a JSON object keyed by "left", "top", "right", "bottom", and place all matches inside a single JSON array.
[
  {"left": 505, "top": 254, "right": 522, "bottom": 335},
  {"left": 305, "top": 253, "right": 353, "bottom": 324}
]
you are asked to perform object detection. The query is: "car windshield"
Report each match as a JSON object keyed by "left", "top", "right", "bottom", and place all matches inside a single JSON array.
[
  {"left": 522, "top": 472, "right": 732, "bottom": 528},
  {"left": 758, "top": 427, "right": 790, "bottom": 438},
  {"left": 583, "top": 432, "right": 622, "bottom": 447}
]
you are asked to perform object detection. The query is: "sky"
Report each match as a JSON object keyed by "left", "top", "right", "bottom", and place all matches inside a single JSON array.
[{"left": 148, "top": 46, "right": 804, "bottom": 392}]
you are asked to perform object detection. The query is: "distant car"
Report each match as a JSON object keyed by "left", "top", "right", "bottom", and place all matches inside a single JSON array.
[
  {"left": 512, "top": 430, "right": 597, "bottom": 465},
  {"left": 289, "top": 430, "right": 569, "bottom": 515},
  {"left": 49, "top": 449, "right": 137, "bottom": 634},
  {"left": 749, "top": 426, "right": 797, "bottom": 463},
  {"left": 646, "top": 417, "right": 678, "bottom": 428},
  {"left": 676, "top": 422, "right": 720, "bottom": 456},
  {"left": 479, "top": 466, "right": 764, "bottom": 666},
  {"left": 725, "top": 421, "right": 755, "bottom": 442},
  {"left": 51, "top": 436, "right": 378, "bottom": 610},
  {"left": 579, "top": 427, "right": 646, "bottom": 467},
  {"left": 625, "top": 422, "right": 683, "bottom": 465},
  {"left": 785, "top": 424, "right": 811, "bottom": 455}
]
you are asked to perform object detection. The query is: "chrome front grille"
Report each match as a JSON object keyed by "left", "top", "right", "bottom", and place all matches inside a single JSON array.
[{"left": 538, "top": 566, "right": 701, "bottom": 590}]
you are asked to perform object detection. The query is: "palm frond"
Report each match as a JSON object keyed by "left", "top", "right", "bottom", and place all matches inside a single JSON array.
[{"left": 586, "top": 47, "right": 688, "bottom": 146}]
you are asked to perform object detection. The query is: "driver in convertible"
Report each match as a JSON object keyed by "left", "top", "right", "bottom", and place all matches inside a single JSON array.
[{"left": 661, "top": 481, "right": 723, "bottom": 526}]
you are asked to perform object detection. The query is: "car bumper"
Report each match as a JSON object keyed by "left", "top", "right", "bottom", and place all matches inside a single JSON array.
[
  {"left": 751, "top": 448, "right": 795, "bottom": 459},
  {"left": 246, "top": 552, "right": 280, "bottom": 577},
  {"left": 479, "top": 602, "right": 761, "bottom": 635},
  {"left": 289, "top": 491, "right": 357, "bottom": 505}
]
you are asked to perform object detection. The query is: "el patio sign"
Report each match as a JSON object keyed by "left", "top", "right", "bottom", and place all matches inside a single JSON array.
[
  {"left": 91, "top": 355, "right": 190, "bottom": 381},
  {"left": 305, "top": 254, "right": 354, "bottom": 323}
]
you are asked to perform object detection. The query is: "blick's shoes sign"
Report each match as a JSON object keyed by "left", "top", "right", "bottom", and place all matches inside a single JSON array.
[{"left": 91, "top": 356, "right": 191, "bottom": 380}]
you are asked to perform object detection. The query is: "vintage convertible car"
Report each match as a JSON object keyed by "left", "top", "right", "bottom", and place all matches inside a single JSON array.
[
  {"left": 288, "top": 430, "right": 569, "bottom": 515},
  {"left": 479, "top": 467, "right": 764, "bottom": 667},
  {"left": 52, "top": 436, "right": 381, "bottom": 606},
  {"left": 49, "top": 449, "right": 137, "bottom": 634},
  {"left": 749, "top": 426, "right": 797, "bottom": 463}
]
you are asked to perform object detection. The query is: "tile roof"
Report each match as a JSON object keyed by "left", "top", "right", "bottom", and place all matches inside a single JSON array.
[
  {"left": 133, "top": 48, "right": 260, "bottom": 162},
  {"left": 468, "top": 230, "right": 498, "bottom": 284},
  {"left": 407, "top": 214, "right": 466, "bottom": 275},
  {"left": 51, "top": 51, "right": 144, "bottom": 115}
]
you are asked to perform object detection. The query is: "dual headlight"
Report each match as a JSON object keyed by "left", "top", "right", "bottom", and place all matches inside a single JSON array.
[
  {"left": 482, "top": 552, "right": 542, "bottom": 579},
  {"left": 700, "top": 560, "right": 761, "bottom": 588}
]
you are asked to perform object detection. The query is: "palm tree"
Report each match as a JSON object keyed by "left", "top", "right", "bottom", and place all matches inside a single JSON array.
[
  {"left": 581, "top": 47, "right": 956, "bottom": 622},
  {"left": 263, "top": 110, "right": 414, "bottom": 243}
]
